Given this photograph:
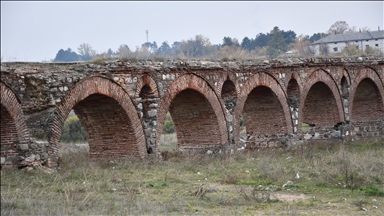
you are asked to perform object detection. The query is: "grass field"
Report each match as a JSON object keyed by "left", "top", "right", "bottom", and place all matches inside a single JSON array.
[{"left": 1, "top": 137, "right": 383, "bottom": 215}]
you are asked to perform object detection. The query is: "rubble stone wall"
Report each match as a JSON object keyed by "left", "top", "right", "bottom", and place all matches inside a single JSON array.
[{"left": 1, "top": 57, "right": 383, "bottom": 168}]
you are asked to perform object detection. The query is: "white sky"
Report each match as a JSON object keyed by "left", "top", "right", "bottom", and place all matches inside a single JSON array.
[{"left": 1, "top": 1, "right": 383, "bottom": 62}]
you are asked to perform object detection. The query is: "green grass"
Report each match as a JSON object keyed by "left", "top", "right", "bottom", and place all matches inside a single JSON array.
[
  {"left": 302, "top": 122, "right": 310, "bottom": 132},
  {"left": 1, "top": 138, "right": 384, "bottom": 215}
]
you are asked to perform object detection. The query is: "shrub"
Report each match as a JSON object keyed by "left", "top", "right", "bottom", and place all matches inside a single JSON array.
[{"left": 60, "top": 114, "right": 87, "bottom": 143}]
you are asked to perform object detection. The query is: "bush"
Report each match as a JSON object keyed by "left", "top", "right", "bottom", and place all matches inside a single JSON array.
[
  {"left": 60, "top": 114, "right": 87, "bottom": 143},
  {"left": 361, "top": 185, "right": 384, "bottom": 197},
  {"left": 162, "top": 112, "right": 175, "bottom": 134}
]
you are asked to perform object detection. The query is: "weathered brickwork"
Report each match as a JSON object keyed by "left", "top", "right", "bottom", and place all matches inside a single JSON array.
[
  {"left": 233, "top": 72, "right": 293, "bottom": 148},
  {"left": 155, "top": 73, "right": 228, "bottom": 154},
  {"left": 1, "top": 82, "right": 32, "bottom": 166},
  {"left": 1, "top": 57, "right": 383, "bottom": 168}
]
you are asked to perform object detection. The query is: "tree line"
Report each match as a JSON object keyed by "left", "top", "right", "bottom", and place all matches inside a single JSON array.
[{"left": 53, "top": 21, "right": 381, "bottom": 63}]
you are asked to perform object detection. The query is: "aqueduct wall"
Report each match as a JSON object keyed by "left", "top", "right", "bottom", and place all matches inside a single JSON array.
[{"left": 1, "top": 57, "right": 383, "bottom": 167}]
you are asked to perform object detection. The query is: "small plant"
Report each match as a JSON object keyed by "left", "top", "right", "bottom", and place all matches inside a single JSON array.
[{"left": 361, "top": 185, "right": 384, "bottom": 197}]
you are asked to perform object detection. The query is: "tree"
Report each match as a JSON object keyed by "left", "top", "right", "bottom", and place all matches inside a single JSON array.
[
  {"left": 319, "top": 43, "right": 330, "bottom": 56},
  {"left": 327, "top": 21, "right": 350, "bottom": 35},
  {"left": 281, "top": 30, "right": 297, "bottom": 44},
  {"left": 365, "top": 46, "right": 383, "bottom": 56},
  {"left": 291, "top": 34, "right": 315, "bottom": 57},
  {"left": 361, "top": 27, "right": 371, "bottom": 32},
  {"left": 241, "top": 37, "right": 253, "bottom": 51},
  {"left": 107, "top": 48, "right": 115, "bottom": 58},
  {"left": 222, "top": 37, "right": 233, "bottom": 47},
  {"left": 266, "top": 26, "right": 287, "bottom": 58},
  {"left": 157, "top": 41, "right": 172, "bottom": 56},
  {"left": 53, "top": 48, "right": 79, "bottom": 62},
  {"left": 77, "top": 43, "right": 96, "bottom": 61},
  {"left": 117, "top": 44, "right": 131, "bottom": 59},
  {"left": 179, "top": 35, "right": 215, "bottom": 58},
  {"left": 60, "top": 114, "right": 87, "bottom": 143},
  {"left": 142, "top": 41, "right": 158, "bottom": 53},
  {"left": 341, "top": 44, "right": 365, "bottom": 57},
  {"left": 253, "top": 33, "right": 269, "bottom": 47},
  {"left": 309, "top": 32, "right": 328, "bottom": 43},
  {"left": 162, "top": 112, "right": 175, "bottom": 134}
]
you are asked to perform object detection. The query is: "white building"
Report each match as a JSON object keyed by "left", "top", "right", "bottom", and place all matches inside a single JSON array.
[{"left": 312, "top": 30, "right": 384, "bottom": 55}]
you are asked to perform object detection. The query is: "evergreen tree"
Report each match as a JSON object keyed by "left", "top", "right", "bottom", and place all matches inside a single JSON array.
[
  {"left": 157, "top": 41, "right": 172, "bottom": 55},
  {"left": 281, "top": 30, "right": 296, "bottom": 44},
  {"left": 253, "top": 33, "right": 270, "bottom": 48},
  {"left": 241, "top": 37, "right": 253, "bottom": 51},
  {"left": 53, "top": 48, "right": 79, "bottom": 62},
  {"left": 309, "top": 32, "right": 327, "bottom": 43},
  {"left": 266, "top": 26, "right": 288, "bottom": 58},
  {"left": 222, "top": 37, "right": 234, "bottom": 47}
]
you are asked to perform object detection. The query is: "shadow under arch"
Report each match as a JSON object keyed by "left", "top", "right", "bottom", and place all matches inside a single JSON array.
[
  {"left": 156, "top": 73, "right": 228, "bottom": 151},
  {"left": 49, "top": 76, "right": 146, "bottom": 165},
  {"left": 349, "top": 67, "right": 384, "bottom": 121},
  {"left": 299, "top": 69, "right": 344, "bottom": 131},
  {"left": 233, "top": 72, "right": 293, "bottom": 145}
]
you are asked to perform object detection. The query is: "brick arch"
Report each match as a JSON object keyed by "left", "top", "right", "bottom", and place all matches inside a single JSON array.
[
  {"left": 349, "top": 68, "right": 384, "bottom": 121},
  {"left": 233, "top": 72, "right": 293, "bottom": 144},
  {"left": 221, "top": 79, "right": 237, "bottom": 98},
  {"left": 1, "top": 82, "right": 30, "bottom": 162},
  {"left": 156, "top": 73, "right": 228, "bottom": 150},
  {"left": 299, "top": 69, "right": 344, "bottom": 129},
  {"left": 285, "top": 72, "right": 303, "bottom": 93},
  {"left": 216, "top": 73, "right": 240, "bottom": 98},
  {"left": 135, "top": 75, "right": 159, "bottom": 98},
  {"left": 49, "top": 76, "right": 146, "bottom": 163},
  {"left": 287, "top": 77, "right": 301, "bottom": 105},
  {"left": 341, "top": 68, "right": 352, "bottom": 86}
]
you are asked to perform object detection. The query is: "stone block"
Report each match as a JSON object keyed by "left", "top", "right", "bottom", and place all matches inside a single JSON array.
[{"left": 18, "top": 144, "right": 29, "bottom": 150}]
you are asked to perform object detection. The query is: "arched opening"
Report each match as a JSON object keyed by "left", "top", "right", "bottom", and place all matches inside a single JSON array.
[
  {"left": 1, "top": 104, "right": 19, "bottom": 157},
  {"left": 166, "top": 89, "right": 222, "bottom": 150},
  {"left": 302, "top": 82, "right": 340, "bottom": 127},
  {"left": 221, "top": 79, "right": 237, "bottom": 112},
  {"left": 57, "top": 92, "right": 144, "bottom": 162},
  {"left": 70, "top": 94, "right": 139, "bottom": 158},
  {"left": 221, "top": 80, "right": 237, "bottom": 98},
  {"left": 352, "top": 78, "right": 384, "bottom": 121},
  {"left": 243, "top": 86, "right": 287, "bottom": 141},
  {"left": 139, "top": 84, "right": 154, "bottom": 98},
  {"left": 50, "top": 77, "right": 146, "bottom": 166},
  {"left": 287, "top": 78, "right": 300, "bottom": 108}
]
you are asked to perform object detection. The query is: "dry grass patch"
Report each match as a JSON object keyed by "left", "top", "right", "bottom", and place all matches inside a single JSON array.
[{"left": 1, "top": 138, "right": 383, "bottom": 215}]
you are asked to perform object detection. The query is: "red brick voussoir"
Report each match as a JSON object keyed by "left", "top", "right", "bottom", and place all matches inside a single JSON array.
[{"left": 48, "top": 76, "right": 146, "bottom": 164}]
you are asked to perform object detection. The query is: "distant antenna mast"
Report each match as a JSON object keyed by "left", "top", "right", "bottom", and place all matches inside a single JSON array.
[{"left": 146, "top": 30, "right": 149, "bottom": 43}]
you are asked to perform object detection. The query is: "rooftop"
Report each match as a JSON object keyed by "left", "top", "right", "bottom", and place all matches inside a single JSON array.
[{"left": 313, "top": 30, "right": 384, "bottom": 44}]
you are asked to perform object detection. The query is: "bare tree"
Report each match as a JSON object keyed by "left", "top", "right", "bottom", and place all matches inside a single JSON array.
[
  {"left": 292, "top": 34, "right": 315, "bottom": 57},
  {"left": 319, "top": 43, "right": 330, "bottom": 56},
  {"left": 77, "top": 43, "right": 96, "bottom": 61},
  {"left": 327, "top": 21, "right": 350, "bottom": 35},
  {"left": 361, "top": 27, "right": 371, "bottom": 32},
  {"left": 117, "top": 44, "right": 131, "bottom": 59}
]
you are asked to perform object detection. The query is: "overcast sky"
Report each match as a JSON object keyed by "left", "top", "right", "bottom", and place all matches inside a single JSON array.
[{"left": 1, "top": 1, "right": 383, "bottom": 62}]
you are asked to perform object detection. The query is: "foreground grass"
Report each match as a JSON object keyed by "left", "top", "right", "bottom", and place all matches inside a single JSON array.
[{"left": 1, "top": 138, "right": 384, "bottom": 215}]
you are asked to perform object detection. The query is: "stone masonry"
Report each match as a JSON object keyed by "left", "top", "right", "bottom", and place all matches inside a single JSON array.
[{"left": 1, "top": 57, "right": 383, "bottom": 168}]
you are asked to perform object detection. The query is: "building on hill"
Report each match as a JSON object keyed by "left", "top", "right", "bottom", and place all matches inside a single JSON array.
[{"left": 312, "top": 30, "right": 384, "bottom": 55}]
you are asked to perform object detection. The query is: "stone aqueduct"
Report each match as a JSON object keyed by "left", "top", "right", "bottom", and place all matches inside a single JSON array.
[{"left": 1, "top": 58, "right": 383, "bottom": 167}]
